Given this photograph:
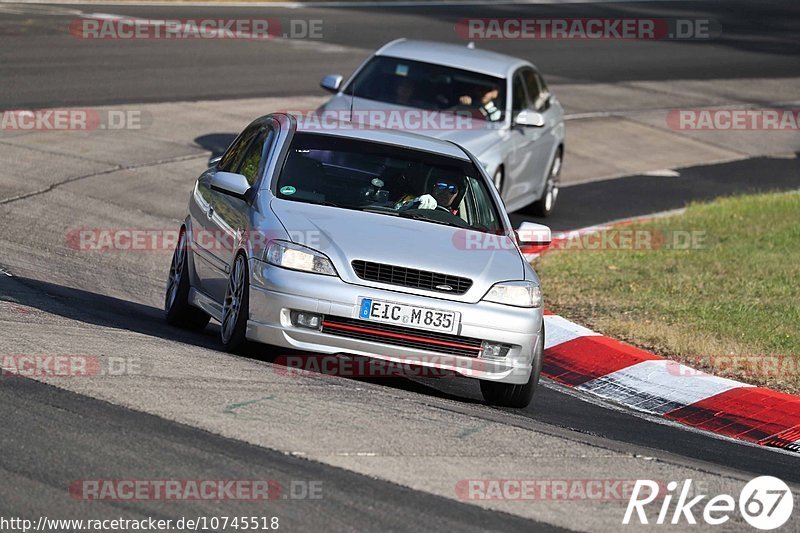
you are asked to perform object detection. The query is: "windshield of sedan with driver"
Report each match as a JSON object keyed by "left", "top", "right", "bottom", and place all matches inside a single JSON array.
[
  {"left": 275, "top": 132, "right": 503, "bottom": 233},
  {"left": 343, "top": 56, "right": 507, "bottom": 122}
]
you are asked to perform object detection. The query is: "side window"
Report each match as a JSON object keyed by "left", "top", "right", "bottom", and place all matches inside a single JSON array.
[
  {"left": 217, "top": 124, "right": 259, "bottom": 173},
  {"left": 511, "top": 73, "right": 527, "bottom": 115},
  {"left": 237, "top": 127, "right": 275, "bottom": 186},
  {"left": 523, "top": 69, "right": 550, "bottom": 111},
  {"left": 465, "top": 177, "right": 497, "bottom": 229}
]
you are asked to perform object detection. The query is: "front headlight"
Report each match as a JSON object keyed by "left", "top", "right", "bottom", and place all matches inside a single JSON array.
[
  {"left": 482, "top": 281, "right": 542, "bottom": 308},
  {"left": 264, "top": 240, "right": 337, "bottom": 276}
]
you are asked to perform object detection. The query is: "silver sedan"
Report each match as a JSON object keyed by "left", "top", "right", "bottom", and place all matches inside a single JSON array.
[
  {"left": 318, "top": 39, "right": 566, "bottom": 216},
  {"left": 165, "top": 113, "right": 551, "bottom": 407}
]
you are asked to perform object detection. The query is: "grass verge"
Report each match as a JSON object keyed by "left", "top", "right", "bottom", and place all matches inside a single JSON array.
[{"left": 535, "top": 191, "right": 800, "bottom": 394}]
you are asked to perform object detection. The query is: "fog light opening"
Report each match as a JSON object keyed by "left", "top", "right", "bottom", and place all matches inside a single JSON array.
[
  {"left": 290, "top": 310, "right": 323, "bottom": 330},
  {"left": 480, "top": 341, "right": 511, "bottom": 360}
]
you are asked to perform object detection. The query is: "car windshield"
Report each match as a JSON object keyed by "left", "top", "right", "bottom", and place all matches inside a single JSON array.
[
  {"left": 275, "top": 133, "right": 503, "bottom": 233},
  {"left": 343, "top": 56, "right": 507, "bottom": 123}
]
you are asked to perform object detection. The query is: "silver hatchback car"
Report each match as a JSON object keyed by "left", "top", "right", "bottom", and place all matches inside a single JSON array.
[
  {"left": 318, "top": 39, "right": 566, "bottom": 216},
  {"left": 165, "top": 113, "right": 551, "bottom": 407}
]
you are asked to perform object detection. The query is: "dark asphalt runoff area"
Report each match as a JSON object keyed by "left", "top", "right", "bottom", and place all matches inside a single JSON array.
[
  {"left": 515, "top": 155, "right": 800, "bottom": 231},
  {"left": 0, "top": 375, "right": 564, "bottom": 532}
]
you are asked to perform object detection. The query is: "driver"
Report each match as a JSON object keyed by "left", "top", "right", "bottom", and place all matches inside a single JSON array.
[
  {"left": 397, "top": 178, "right": 461, "bottom": 215},
  {"left": 458, "top": 86, "right": 502, "bottom": 121}
]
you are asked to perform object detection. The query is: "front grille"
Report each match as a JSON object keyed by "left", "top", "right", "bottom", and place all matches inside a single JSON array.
[
  {"left": 351, "top": 260, "right": 472, "bottom": 295},
  {"left": 321, "top": 316, "right": 482, "bottom": 358}
]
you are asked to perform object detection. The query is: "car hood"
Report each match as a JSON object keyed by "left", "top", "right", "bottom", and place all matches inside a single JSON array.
[
  {"left": 270, "top": 198, "right": 524, "bottom": 303},
  {"left": 319, "top": 95, "right": 502, "bottom": 158}
]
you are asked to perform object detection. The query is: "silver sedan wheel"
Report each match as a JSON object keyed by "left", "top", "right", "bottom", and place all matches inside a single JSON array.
[
  {"left": 165, "top": 231, "right": 186, "bottom": 312},
  {"left": 221, "top": 255, "right": 246, "bottom": 344},
  {"left": 544, "top": 154, "right": 561, "bottom": 212}
]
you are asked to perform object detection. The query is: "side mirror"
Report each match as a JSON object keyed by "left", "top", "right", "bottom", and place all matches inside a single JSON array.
[
  {"left": 513, "top": 109, "right": 545, "bottom": 128},
  {"left": 320, "top": 74, "right": 343, "bottom": 93},
  {"left": 211, "top": 171, "right": 250, "bottom": 199},
  {"left": 516, "top": 221, "right": 551, "bottom": 246}
]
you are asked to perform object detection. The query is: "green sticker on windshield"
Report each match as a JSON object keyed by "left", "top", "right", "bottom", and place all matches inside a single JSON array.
[{"left": 280, "top": 185, "right": 296, "bottom": 196}]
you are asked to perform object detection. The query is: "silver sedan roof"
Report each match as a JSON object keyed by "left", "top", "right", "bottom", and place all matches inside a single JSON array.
[{"left": 375, "top": 38, "right": 529, "bottom": 78}]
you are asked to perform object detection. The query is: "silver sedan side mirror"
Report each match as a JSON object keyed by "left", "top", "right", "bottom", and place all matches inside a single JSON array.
[
  {"left": 211, "top": 171, "right": 250, "bottom": 199},
  {"left": 514, "top": 109, "right": 545, "bottom": 127},
  {"left": 320, "top": 74, "right": 343, "bottom": 93},
  {"left": 516, "top": 221, "right": 551, "bottom": 246}
]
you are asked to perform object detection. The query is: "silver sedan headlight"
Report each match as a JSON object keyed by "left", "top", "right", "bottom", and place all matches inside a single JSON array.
[
  {"left": 265, "top": 240, "right": 337, "bottom": 276},
  {"left": 482, "top": 281, "right": 543, "bottom": 308}
]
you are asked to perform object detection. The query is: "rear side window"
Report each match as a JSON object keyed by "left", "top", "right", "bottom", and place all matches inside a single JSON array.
[
  {"left": 522, "top": 69, "right": 550, "bottom": 111},
  {"left": 464, "top": 176, "right": 498, "bottom": 229},
  {"left": 511, "top": 73, "right": 527, "bottom": 114},
  {"left": 218, "top": 124, "right": 259, "bottom": 172},
  {"left": 237, "top": 128, "right": 275, "bottom": 186}
]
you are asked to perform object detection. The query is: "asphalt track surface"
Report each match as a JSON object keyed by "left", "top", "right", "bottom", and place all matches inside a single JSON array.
[
  {"left": 0, "top": 376, "right": 562, "bottom": 532},
  {"left": 1, "top": 1, "right": 800, "bottom": 531},
  {"left": 0, "top": 1, "right": 797, "bottom": 107}
]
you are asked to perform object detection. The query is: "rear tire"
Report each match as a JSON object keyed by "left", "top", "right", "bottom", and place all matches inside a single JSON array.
[
  {"left": 165, "top": 228, "right": 210, "bottom": 330},
  {"left": 480, "top": 320, "right": 544, "bottom": 408},
  {"left": 530, "top": 149, "right": 561, "bottom": 218}
]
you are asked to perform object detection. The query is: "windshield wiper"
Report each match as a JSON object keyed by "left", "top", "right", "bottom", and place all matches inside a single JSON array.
[
  {"left": 356, "top": 206, "right": 399, "bottom": 215},
  {"left": 397, "top": 210, "right": 466, "bottom": 229},
  {"left": 278, "top": 197, "right": 350, "bottom": 209}
]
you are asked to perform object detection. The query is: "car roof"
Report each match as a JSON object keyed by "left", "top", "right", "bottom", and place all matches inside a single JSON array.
[
  {"left": 375, "top": 39, "right": 529, "bottom": 78},
  {"left": 290, "top": 115, "right": 471, "bottom": 161}
]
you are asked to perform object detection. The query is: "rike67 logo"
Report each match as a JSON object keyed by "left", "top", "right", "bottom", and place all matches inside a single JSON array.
[{"left": 624, "top": 476, "right": 794, "bottom": 530}]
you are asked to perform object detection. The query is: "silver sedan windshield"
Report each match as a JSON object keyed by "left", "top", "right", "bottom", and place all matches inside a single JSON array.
[
  {"left": 275, "top": 132, "right": 503, "bottom": 233},
  {"left": 344, "top": 56, "right": 506, "bottom": 122}
]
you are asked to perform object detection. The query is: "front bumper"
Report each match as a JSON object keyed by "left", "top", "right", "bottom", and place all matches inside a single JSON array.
[{"left": 246, "top": 259, "right": 542, "bottom": 384}]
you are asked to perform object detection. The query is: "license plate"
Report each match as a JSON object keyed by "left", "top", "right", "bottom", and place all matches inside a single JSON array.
[{"left": 358, "top": 298, "right": 459, "bottom": 334}]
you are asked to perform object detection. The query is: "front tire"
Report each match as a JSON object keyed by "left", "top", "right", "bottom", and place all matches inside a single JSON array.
[
  {"left": 480, "top": 320, "right": 544, "bottom": 408},
  {"left": 530, "top": 149, "right": 561, "bottom": 218},
  {"left": 221, "top": 253, "right": 250, "bottom": 353},
  {"left": 165, "top": 228, "right": 210, "bottom": 330}
]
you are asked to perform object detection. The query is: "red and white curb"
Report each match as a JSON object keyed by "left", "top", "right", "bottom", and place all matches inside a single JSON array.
[
  {"left": 542, "top": 312, "right": 800, "bottom": 453},
  {"left": 521, "top": 209, "right": 686, "bottom": 261}
]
